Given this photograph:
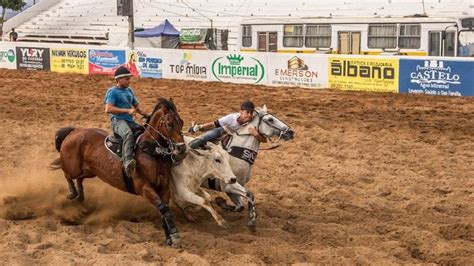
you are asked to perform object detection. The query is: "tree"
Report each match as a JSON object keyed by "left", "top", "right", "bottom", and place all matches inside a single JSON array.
[{"left": 0, "top": 0, "right": 26, "bottom": 38}]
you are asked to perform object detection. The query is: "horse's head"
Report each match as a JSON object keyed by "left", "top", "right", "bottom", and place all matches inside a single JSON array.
[
  {"left": 254, "top": 105, "right": 294, "bottom": 141},
  {"left": 146, "top": 97, "right": 187, "bottom": 163}
]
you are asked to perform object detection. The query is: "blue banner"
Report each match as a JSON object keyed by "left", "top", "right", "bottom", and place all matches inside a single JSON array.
[
  {"left": 88, "top": 49, "right": 126, "bottom": 75},
  {"left": 399, "top": 59, "right": 474, "bottom": 97},
  {"left": 136, "top": 50, "right": 163, "bottom": 78}
]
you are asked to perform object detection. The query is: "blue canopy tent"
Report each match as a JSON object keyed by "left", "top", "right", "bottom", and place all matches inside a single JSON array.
[{"left": 134, "top": 19, "right": 180, "bottom": 48}]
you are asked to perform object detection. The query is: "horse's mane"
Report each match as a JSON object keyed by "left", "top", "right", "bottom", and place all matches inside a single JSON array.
[{"left": 146, "top": 97, "right": 178, "bottom": 124}]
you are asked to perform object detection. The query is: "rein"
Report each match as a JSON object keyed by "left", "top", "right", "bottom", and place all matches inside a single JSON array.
[{"left": 138, "top": 103, "right": 184, "bottom": 164}]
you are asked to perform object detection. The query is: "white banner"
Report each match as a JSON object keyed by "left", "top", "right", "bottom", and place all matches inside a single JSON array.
[
  {"left": 267, "top": 54, "right": 328, "bottom": 88},
  {"left": 209, "top": 52, "right": 267, "bottom": 85},
  {"left": 0, "top": 44, "right": 17, "bottom": 69},
  {"left": 162, "top": 50, "right": 209, "bottom": 81},
  {"left": 133, "top": 49, "right": 165, "bottom": 79}
]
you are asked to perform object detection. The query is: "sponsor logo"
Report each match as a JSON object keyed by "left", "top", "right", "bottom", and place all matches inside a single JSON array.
[
  {"left": 89, "top": 50, "right": 118, "bottom": 63},
  {"left": 20, "top": 48, "right": 45, "bottom": 58},
  {"left": 212, "top": 54, "right": 265, "bottom": 83},
  {"left": 52, "top": 49, "right": 87, "bottom": 58},
  {"left": 169, "top": 53, "right": 207, "bottom": 78},
  {"left": 0, "top": 49, "right": 15, "bottom": 63},
  {"left": 410, "top": 60, "right": 460, "bottom": 89},
  {"left": 137, "top": 51, "right": 162, "bottom": 78},
  {"left": 241, "top": 149, "right": 257, "bottom": 164},
  {"left": 273, "top": 56, "right": 319, "bottom": 87}
]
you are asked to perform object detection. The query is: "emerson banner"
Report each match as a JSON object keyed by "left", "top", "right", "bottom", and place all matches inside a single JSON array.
[
  {"left": 267, "top": 54, "right": 328, "bottom": 88},
  {"left": 399, "top": 59, "right": 474, "bottom": 97},
  {"left": 51, "top": 48, "right": 88, "bottom": 74},
  {"left": 329, "top": 57, "right": 399, "bottom": 92}
]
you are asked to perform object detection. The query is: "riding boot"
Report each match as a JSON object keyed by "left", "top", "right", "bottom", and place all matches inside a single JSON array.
[
  {"left": 189, "top": 138, "right": 206, "bottom": 149},
  {"left": 124, "top": 159, "right": 136, "bottom": 177}
]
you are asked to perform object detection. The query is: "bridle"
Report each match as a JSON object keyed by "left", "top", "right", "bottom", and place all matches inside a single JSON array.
[
  {"left": 233, "top": 110, "right": 292, "bottom": 150},
  {"left": 256, "top": 112, "right": 292, "bottom": 140},
  {"left": 141, "top": 108, "right": 185, "bottom": 163}
]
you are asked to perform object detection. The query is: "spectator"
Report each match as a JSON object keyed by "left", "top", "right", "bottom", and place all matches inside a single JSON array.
[{"left": 9, "top": 28, "right": 18, "bottom": 42}]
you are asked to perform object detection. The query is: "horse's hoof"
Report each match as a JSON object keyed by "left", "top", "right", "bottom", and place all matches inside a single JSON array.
[
  {"left": 219, "top": 220, "right": 229, "bottom": 229},
  {"left": 76, "top": 195, "right": 85, "bottom": 203},
  {"left": 66, "top": 193, "right": 78, "bottom": 200},
  {"left": 247, "top": 219, "right": 256, "bottom": 228},
  {"left": 168, "top": 233, "right": 181, "bottom": 247}
]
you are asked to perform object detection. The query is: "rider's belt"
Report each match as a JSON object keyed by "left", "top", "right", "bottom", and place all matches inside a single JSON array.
[{"left": 228, "top": 146, "right": 258, "bottom": 165}]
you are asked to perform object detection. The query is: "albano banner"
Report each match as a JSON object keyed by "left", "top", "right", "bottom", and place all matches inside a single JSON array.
[
  {"left": 50, "top": 48, "right": 88, "bottom": 74},
  {"left": 328, "top": 57, "right": 399, "bottom": 92},
  {"left": 16, "top": 47, "right": 50, "bottom": 70},
  {"left": 399, "top": 59, "right": 474, "bottom": 97}
]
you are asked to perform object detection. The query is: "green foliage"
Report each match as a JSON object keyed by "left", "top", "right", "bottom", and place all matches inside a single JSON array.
[{"left": 1, "top": 0, "right": 26, "bottom": 11}]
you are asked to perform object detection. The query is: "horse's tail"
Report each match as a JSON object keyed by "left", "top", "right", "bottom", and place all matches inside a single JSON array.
[
  {"left": 55, "top": 127, "right": 75, "bottom": 152},
  {"left": 49, "top": 157, "right": 62, "bottom": 171}
]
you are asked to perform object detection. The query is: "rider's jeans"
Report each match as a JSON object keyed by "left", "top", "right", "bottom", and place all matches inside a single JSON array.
[
  {"left": 189, "top": 127, "right": 224, "bottom": 149},
  {"left": 112, "top": 118, "right": 135, "bottom": 163},
  {"left": 200, "top": 127, "right": 225, "bottom": 142}
]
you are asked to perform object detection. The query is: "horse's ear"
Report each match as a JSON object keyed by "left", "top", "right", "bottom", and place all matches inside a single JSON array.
[
  {"left": 169, "top": 97, "right": 174, "bottom": 103},
  {"left": 262, "top": 104, "right": 267, "bottom": 112}
]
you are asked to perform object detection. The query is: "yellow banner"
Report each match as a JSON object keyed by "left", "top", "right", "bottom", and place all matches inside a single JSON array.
[
  {"left": 50, "top": 48, "right": 88, "bottom": 74},
  {"left": 328, "top": 57, "right": 399, "bottom": 92}
]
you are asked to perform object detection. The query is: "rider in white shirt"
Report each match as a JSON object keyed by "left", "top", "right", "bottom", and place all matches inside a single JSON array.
[{"left": 188, "top": 100, "right": 267, "bottom": 149}]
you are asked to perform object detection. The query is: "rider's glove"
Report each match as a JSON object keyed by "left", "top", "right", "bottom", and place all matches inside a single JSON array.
[{"left": 188, "top": 124, "right": 201, "bottom": 133}]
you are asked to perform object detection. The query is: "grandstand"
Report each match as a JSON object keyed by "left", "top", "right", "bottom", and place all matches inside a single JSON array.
[{"left": 2, "top": 0, "right": 474, "bottom": 50}]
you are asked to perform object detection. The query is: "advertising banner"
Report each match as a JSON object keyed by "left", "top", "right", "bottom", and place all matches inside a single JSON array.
[
  {"left": 133, "top": 49, "right": 164, "bottom": 78},
  {"left": 399, "top": 59, "right": 474, "bottom": 97},
  {"left": 209, "top": 52, "right": 267, "bottom": 85},
  {"left": 162, "top": 50, "right": 209, "bottom": 81},
  {"left": 328, "top": 57, "right": 399, "bottom": 92},
  {"left": 50, "top": 48, "right": 88, "bottom": 74},
  {"left": 267, "top": 54, "right": 328, "bottom": 88},
  {"left": 88, "top": 49, "right": 126, "bottom": 75},
  {"left": 0, "top": 45, "right": 16, "bottom": 69},
  {"left": 16, "top": 46, "right": 50, "bottom": 70}
]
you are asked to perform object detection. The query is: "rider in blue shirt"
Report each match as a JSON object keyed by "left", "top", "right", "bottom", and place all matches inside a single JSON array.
[{"left": 104, "top": 66, "right": 148, "bottom": 176}]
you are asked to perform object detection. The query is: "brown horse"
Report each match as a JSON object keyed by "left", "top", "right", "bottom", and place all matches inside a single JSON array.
[{"left": 50, "top": 97, "right": 186, "bottom": 246}]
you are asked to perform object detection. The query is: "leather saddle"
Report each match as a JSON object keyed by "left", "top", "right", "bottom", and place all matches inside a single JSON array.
[{"left": 104, "top": 126, "right": 144, "bottom": 158}]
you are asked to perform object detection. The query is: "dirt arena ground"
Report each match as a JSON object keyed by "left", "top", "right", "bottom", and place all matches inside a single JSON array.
[{"left": 0, "top": 68, "right": 473, "bottom": 264}]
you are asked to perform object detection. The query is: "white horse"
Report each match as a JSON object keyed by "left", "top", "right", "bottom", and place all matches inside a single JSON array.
[
  {"left": 199, "top": 105, "right": 294, "bottom": 227},
  {"left": 170, "top": 138, "right": 238, "bottom": 228}
]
